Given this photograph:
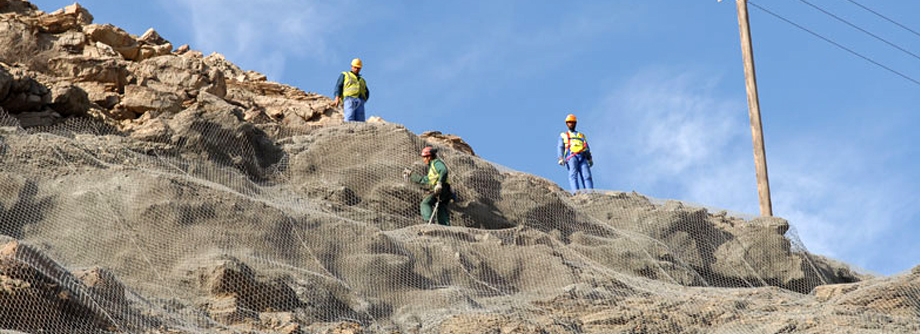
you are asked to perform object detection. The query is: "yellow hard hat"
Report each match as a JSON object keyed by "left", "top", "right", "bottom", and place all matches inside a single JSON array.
[
  {"left": 351, "top": 58, "right": 363, "bottom": 68},
  {"left": 565, "top": 114, "right": 577, "bottom": 123}
]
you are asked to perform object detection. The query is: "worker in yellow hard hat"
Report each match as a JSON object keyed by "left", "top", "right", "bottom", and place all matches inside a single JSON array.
[
  {"left": 557, "top": 114, "right": 594, "bottom": 192},
  {"left": 332, "top": 58, "right": 369, "bottom": 122}
]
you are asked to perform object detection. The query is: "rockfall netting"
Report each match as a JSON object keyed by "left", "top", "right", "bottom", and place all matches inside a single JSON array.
[{"left": 1, "top": 109, "right": 918, "bottom": 334}]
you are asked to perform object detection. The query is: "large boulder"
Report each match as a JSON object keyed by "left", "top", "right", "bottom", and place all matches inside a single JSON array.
[
  {"left": 709, "top": 217, "right": 823, "bottom": 293},
  {"left": 33, "top": 3, "right": 93, "bottom": 33},
  {"left": 51, "top": 30, "right": 87, "bottom": 54},
  {"left": 131, "top": 54, "right": 226, "bottom": 99},
  {"left": 134, "top": 28, "right": 172, "bottom": 61},
  {"left": 82, "top": 23, "right": 139, "bottom": 60},
  {"left": 47, "top": 55, "right": 129, "bottom": 90},
  {"left": 48, "top": 82, "right": 91, "bottom": 116},
  {"left": 121, "top": 84, "right": 181, "bottom": 115},
  {"left": 135, "top": 43, "right": 173, "bottom": 62},
  {"left": 137, "top": 28, "right": 168, "bottom": 46}
]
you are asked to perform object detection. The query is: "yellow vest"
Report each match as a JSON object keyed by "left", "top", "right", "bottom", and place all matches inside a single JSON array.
[
  {"left": 427, "top": 159, "right": 449, "bottom": 186},
  {"left": 342, "top": 71, "right": 367, "bottom": 99},
  {"left": 561, "top": 131, "right": 587, "bottom": 155}
]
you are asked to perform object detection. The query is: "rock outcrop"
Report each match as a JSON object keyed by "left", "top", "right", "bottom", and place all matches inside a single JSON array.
[
  {"left": 0, "top": 238, "right": 121, "bottom": 333},
  {"left": 0, "top": 0, "right": 342, "bottom": 131},
  {"left": 420, "top": 131, "right": 475, "bottom": 156}
]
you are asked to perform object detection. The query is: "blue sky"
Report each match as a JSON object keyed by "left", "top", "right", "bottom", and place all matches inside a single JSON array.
[{"left": 35, "top": 0, "right": 920, "bottom": 275}]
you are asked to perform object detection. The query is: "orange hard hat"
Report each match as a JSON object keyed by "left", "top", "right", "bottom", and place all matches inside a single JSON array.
[
  {"left": 565, "top": 114, "right": 577, "bottom": 123},
  {"left": 421, "top": 146, "right": 435, "bottom": 157}
]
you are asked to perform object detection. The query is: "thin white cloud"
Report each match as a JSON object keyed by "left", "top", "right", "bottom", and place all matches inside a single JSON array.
[
  {"left": 162, "top": 0, "right": 341, "bottom": 81},
  {"left": 590, "top": 69, "right": 915, "bottom": 274},
  {"left": 770, "top": 137, "right": 917, "bottom": 267},
  {"left": 591, "top": 69, "right": 751, "bottom": 204}
]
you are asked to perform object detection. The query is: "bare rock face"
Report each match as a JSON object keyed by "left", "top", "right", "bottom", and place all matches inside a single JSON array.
[{"left": 420, "top": 131, "right": 475, "bottom": 156}]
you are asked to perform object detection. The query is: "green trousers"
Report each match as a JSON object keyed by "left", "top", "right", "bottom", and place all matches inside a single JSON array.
[{"left": 420, "top": 194, "right": 450, "bottom": 226}]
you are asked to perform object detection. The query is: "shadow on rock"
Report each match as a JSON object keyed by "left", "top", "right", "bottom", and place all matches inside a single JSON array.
[{"left": 0, "top": 177, "right": 52, "bottom": 239}]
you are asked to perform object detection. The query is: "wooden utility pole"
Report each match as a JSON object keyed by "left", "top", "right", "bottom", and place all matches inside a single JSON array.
[{"left": 734, "top": 0, "right": 773, "bottom": 217}]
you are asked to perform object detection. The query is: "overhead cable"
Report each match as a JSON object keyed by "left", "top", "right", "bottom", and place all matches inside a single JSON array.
[
  {"left": 844, "top": 0, "right": 920, "bottom": 39},
  {"left": 747, "top": 1, "right": 920, "bottom": 88},
  {"left": 798, "top": 0, "right": 920, "bottom": 62}
]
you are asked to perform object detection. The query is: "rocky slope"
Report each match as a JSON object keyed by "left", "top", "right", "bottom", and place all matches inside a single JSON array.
[
  {"left": 0, "top": 0, "right": 339, "bottom": 131},
  {"left": 1, "top": 1, "right": 918, "bottom": 333}
]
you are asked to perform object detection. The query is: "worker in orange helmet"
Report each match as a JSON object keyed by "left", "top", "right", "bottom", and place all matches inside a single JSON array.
[
  {"left": 557, "top": 114, "right": 594, "bottom": 192},
  {"left": 403, "top": 146, "right": 451, "bottom": 225}
]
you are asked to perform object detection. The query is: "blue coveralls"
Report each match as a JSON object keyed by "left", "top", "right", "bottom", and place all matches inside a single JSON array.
[
  {"left": 558, "top": 131, "right": 594, "bottom": 192},
  {"left": 343, "top": 96, "right": 365, "bottom": 122}
]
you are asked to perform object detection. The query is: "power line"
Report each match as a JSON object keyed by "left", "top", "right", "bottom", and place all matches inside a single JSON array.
[
  {"left": 798, "top": 0, "right": 920, "bottom": 62},
  {"left": 844, "top": 0, "right": 920, "bottom": 39},
  {"left": 747, "top": 1, "right": 920, "bottom": 88}
]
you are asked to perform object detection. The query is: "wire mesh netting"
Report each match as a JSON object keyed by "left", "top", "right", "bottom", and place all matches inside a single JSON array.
[{"left": 1, "top": 108, "right": 918, "bottom": 334}]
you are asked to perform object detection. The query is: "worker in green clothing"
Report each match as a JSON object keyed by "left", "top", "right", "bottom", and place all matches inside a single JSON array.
[{"left": 403, "top": 146, "right": 451, "bottom": 226}]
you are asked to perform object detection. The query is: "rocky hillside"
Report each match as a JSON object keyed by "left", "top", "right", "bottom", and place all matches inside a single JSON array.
[
  {"left": 0, "top": 0, "right": 339, "bottom": 132},
  {"left": 1, "top": 1, "right": 918, "bottom": 333}
]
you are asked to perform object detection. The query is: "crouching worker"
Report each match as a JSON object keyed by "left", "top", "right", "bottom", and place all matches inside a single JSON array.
[{"left": 403, "top": 146, "right": 451, "bottom": 226}]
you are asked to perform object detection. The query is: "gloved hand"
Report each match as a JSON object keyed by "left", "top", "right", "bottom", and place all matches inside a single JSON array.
[
  {"left": 402, "top": 168, "right": 412, "bottom": 182},
  {"left": 588, "top": 159, "right": 594, "bottom": 167},
  {"left": 558, "top": 158, "right": 565, "bottom": 166},
  {"left": 433, "top": 183, "right": 443, "bottom": 195}
]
